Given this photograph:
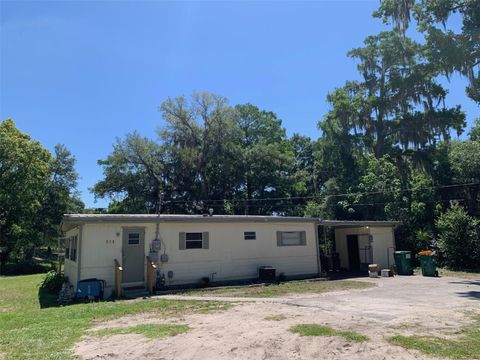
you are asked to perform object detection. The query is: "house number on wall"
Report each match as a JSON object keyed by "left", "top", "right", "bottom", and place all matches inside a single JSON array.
[{"left": 106, "top": 239, "right": 115, "bottom": 244}]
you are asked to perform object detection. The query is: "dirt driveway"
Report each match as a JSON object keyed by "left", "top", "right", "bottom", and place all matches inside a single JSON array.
[{"left": 76, "top": 275, "right": 480, "bottom": 360}]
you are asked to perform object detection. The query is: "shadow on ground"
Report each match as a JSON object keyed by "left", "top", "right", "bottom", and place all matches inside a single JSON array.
[
  {"left": 326, "top": 271, "right": 369, "bottom": 280},
  {"left": 38, "top": 287, "right": 59, "bottom": 308},
  {"left": 456, "top": 291, "right": 480, "bottom": 300},
  {"left": 449, "top": 280, "right": 480, "bottom": 287}
]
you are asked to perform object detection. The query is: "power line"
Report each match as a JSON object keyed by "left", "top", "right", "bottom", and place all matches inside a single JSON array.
[{"left": 162, "top": 182, "right": 480, "bottom": 205}]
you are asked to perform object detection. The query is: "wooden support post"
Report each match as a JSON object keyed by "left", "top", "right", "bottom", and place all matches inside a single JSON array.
[
  {"left": 114, "top": 259, "right": 123, "bottom": 299},
  {"left": 146, "top": 256, "right": 157, "bottom": 294}
]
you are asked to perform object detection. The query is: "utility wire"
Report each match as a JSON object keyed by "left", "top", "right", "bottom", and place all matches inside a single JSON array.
[{"left": 162, "top": 182, "right": 480, "bottom": 205}]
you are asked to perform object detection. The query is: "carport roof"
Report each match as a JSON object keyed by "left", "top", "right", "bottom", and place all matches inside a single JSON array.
[{"left": 318, "top": 220, "right": 401, "bottom": 228}]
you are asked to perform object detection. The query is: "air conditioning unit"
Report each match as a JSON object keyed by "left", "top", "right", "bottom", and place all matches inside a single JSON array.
[{"left": 258, "top": 266, "right": 276, "bottom": 282}]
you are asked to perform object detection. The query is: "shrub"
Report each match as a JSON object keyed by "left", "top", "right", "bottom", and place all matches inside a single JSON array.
[
  {"left": 40, "top": 270, "right": 66, "bottom": 294},
  {"left": 436, "top": 205, "right": 480, "bottom": 270}
]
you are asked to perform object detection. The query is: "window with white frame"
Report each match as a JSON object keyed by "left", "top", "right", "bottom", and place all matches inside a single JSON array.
[
  {"left": 277, "top": 231, "right": 306, "bottom": 246},
  {"left": 244, "top": 231, "right": 256, "bottom": 240}
]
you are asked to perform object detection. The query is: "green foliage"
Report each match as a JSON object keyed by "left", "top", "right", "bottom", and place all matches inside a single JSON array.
[
  {"left": 338, "top": 31, "right": 465, "bottom": 158},
  {"left": 93, "top": 132, "right": 166, "bottom": 213},
  {"left": 448, "top": 141, "right": 480, "bottom": 214},
  {"left": 0, "top": 119, "right": 82, "bottom": 264},
  {"left": 375, "top": 0, "right": 480, "bottom": 104},
  {"left": 303, "top": 201, "right": 323, "bottom": 218},
  {"left": 93, "top": 93, "right": 301, "bottom": 215},
  {"left": 449, "top": 141, "right": 480, "bottom": 183},
  {"left": 0, "top": 119, "right": 51, "bottom": 260},
  {"left": 289, "top": 323, "right": 369, "bottom": 342},
  {"left": 436, "top": 205, "right": 480, "bottom": 270},
  {"left": 415, "top": 229, "right": 433, "bottom": 251},
  {"left": 355, "top": 155, "right": 404, "bottom": 220},
  {"left": 40, "top": 270, "right": 66, "bottom": 294},
  {"left": 469, "top": 118, "right": 480, "bottom": 141},
  {"left": 1, "top": 259, "right": 53, "bottom": 276}
]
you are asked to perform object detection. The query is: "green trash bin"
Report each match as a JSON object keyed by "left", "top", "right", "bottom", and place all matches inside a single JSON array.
[
  {"left": 419, "top": 255, "right": 438, "bottom": 277},
  {"left": 394, "top": 251, "right": 413, "bottom": 275}
]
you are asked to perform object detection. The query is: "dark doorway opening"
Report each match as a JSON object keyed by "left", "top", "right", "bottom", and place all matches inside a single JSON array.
[{"left": 347, "top": 234, "right": 360, "bottom": 271}]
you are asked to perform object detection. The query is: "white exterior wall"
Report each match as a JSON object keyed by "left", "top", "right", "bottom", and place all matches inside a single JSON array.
[
  {"left": 77, "top": 221, "right": 319, "bottom": 297},
  {"left": 64, "top": 227, "right": 80, "bottom": 287},
  {"left": 79, "top": 223, "right": 123, "bottom": 297},
  {"left": 334, "top": 226, "right": 395, "bottom": 270},
  {"left": 370, "top": 227, "right": 395, "bottom": 269}
]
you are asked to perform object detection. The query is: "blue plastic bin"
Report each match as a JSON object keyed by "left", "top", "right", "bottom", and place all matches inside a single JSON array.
[{"left": 76, "top": 278, "right": 105, "bottom": 300}]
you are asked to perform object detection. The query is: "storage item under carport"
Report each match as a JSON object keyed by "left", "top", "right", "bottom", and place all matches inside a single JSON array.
[
  {"left": 76, "top": 278, "right": 106, "bottom": 300},
  {"left": 258, "top": 266, "right": 276, "bottom": 282},
  {"left": 393, "top": 251, "right": 413, "bottom": 275},
  {"left": 368, "top": 263, "right": 380, "bottom": 278},
  {"left": 418, "top": 251, "right": 438, "bottom": 277},
  {"left": 381, "top": 269, "right": 393, "bottom": 277}
]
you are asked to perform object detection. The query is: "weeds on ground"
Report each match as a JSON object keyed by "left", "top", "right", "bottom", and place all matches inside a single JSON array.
[
  {"left": 289, "top": 323, "right": 369, "bottom": 342},
  {"left": 264, "top": 314, "right": 287, "bottom": 321},
  {"left": 182, "top": 280, "right": 374, "bottom": 298},
  {"left": 389, "top": 314, "right": 480, "bottom": 359},
  {"left": 94, "top": 324, "right": 190, "bottom": 339}
]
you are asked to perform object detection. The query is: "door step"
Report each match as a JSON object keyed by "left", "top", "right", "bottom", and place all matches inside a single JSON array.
[{"left": 123, "top": 287, "right": 150, "bottom": 299}]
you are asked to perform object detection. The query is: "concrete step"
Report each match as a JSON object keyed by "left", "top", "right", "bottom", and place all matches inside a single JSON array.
[{"left": 123, "top": 288, "right": 150, "bottom": 299}]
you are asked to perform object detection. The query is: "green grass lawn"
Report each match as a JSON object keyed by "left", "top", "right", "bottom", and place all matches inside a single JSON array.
[
  {"left": 389, "top": 314, "right": 480, "bottom": 359},
  {"left": 181, "top": 279, "right": 374, "bottom": 298},
  {"left": 0, "top": 274, "right": 230, "bottom": 360},
  {"left": 289, "top": 324, "right": 369, "bottom": 342}
]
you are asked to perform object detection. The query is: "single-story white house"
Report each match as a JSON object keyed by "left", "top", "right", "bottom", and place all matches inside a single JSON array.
[{"left": 60, "top": 214, "right": 400, "bottom": 298}]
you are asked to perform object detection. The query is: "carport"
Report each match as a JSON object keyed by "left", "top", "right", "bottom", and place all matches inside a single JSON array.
[{"left": 318, "top": 220, "right": 401, "bottom": 272}]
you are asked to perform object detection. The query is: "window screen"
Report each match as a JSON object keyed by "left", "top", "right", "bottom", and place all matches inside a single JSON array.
[{"left": 281, "top": 232, "right": 301, "bottom": 245}]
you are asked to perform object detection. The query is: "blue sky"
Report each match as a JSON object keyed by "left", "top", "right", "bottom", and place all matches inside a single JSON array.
[{"left": 1, "top": 0, "right": 478, "bottom": 208}]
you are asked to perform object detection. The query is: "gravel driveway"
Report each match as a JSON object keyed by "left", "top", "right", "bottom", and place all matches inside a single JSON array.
[{"left": 76, "top": 275, "right": 480, "bottom": 360}]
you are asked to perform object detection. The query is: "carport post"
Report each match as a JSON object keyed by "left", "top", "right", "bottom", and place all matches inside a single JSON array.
[{"left": 315, "top": 221, "right": 321, "bottom": 276}]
